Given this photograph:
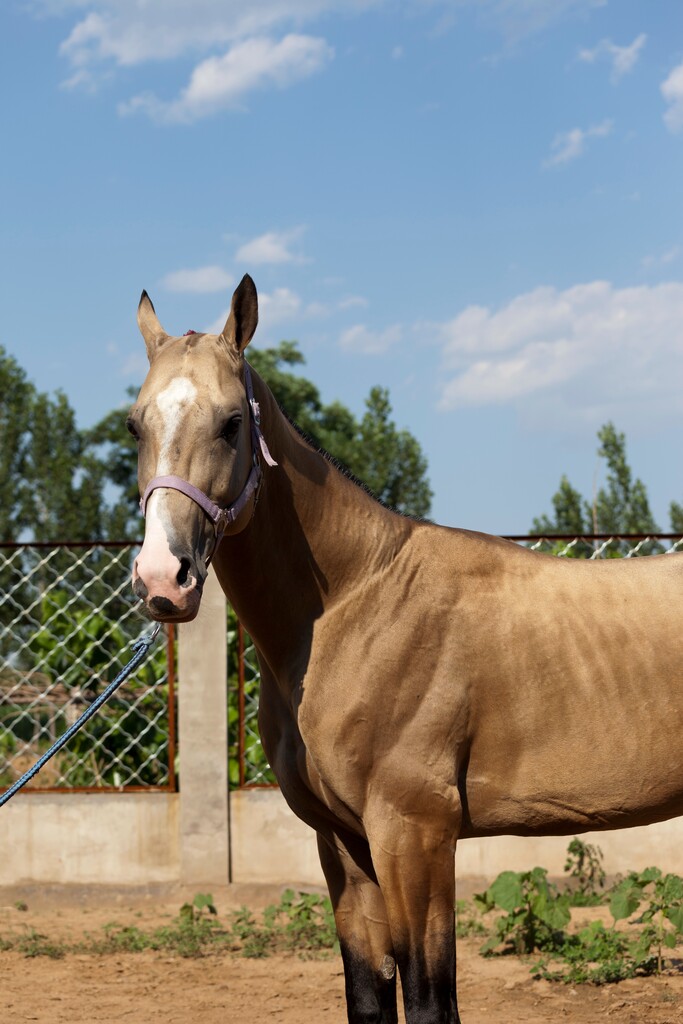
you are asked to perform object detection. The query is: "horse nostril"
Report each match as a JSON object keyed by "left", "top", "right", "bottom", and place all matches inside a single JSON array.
[{"left": 177, "top": 558, "right": 192, "bottom": 588}]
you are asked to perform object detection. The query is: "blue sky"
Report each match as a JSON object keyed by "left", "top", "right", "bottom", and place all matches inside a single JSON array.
[{"left": 2, "top": 0, "right": 682, "bottom": 534}]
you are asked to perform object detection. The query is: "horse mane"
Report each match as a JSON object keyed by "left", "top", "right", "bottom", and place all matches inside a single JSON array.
[{"left": 277, "top": 405, "right": 428, "bottom": 525}]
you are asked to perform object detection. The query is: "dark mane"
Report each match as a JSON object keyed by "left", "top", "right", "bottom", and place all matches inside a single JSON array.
[{"left": 280, "top": 407, "right": 428, "bottom": 524}]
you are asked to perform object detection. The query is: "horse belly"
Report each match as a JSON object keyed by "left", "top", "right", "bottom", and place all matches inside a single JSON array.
[{"left": 461, "top": 663, "right": 683, "bottom": 837}]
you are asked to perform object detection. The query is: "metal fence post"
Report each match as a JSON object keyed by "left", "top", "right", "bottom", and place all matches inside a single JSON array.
[{"left": 177, "top": 569, "right": 229, "bottom": 884}]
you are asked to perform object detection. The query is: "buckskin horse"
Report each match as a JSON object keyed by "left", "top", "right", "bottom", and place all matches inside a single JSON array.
[{"left": 129, "top": 274, "right": 683, "bottom": 1024}]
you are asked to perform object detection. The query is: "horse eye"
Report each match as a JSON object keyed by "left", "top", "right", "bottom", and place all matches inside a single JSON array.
[
  {"left": 220, "top": 415, "right": 242, "bottom": 442},
  {"left": 126, "top": 418, "right": 140, "bottom": 441}
]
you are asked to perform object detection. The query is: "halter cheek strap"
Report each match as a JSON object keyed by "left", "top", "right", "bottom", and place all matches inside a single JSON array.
[{"left": 139, "top": 361, "right": 277, "bottom": 542}]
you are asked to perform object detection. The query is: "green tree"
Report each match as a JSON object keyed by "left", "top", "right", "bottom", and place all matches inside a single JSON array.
[
  {"left": 0, "top": 349, "right": 108, "bottom": 543},
  {"left": 532, "top": 422, "right": 664, "bottom": 539},
  {"left": 0, "top": 347, "right": 34, "bottom": 541},
  {"left": 84, "top": 387, "right": 140, "bottom": 539},
  {"left": 668, "top": 501, "right": 683, "bottom": 535},
  {"left": 353, "top": 387, "right": 432, "bottom": 516},
  {"left": 531, "top": 475, "right": 587, "bottom": 536},
  {"left": 593, "top": 423, "right": 658, "bottom": 535},
  {"left": 23, "top": 390, "right": 106, "bottom": 542}
]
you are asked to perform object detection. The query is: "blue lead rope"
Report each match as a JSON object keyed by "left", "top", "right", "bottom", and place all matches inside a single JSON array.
[{"left": 0, "top": 622, "right": 162, "bottom": 809}]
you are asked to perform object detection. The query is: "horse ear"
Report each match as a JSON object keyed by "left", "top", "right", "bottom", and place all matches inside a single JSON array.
[
  {"left": 137, "top": 291, "right": 168, "bottom": 362},
  {"left": 220, "top": 274, "right": 258, "bottom": 355}
]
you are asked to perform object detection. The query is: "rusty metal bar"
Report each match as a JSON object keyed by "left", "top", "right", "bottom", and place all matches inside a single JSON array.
[
  {"left": 502, "top": 533, "right": 683, "bottom": 542},
  {"left": 0, "top": 540, "right": 143, "bottom": 549},
  {"left": 238, "top": 621, "right": 246, "bottom": 790},
  {"left": 166, "top": 623, "right": 178, "bottom": 792},
  {"left": 0, "top": 784, "right": 176, "bottom": 795}
]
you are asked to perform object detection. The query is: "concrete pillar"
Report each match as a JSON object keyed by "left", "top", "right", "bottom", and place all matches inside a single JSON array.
[{"left": 177, "top": 569, "right": 229, "bottom": 884}]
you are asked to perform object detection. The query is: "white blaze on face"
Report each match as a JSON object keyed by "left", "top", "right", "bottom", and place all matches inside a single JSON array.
[
  {"left": 135, "top": 376, "right": 198, "bottom": 598},
  {"left": 148, "top": 376, "right": 197, "bottom": 520},
  {"left": 156, "top": 376, "right": 198, "bottom": 475}
]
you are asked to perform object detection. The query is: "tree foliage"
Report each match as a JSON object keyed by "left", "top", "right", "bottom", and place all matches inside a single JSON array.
[
  {"left": 0, "top": 347, "right": 33, "bottom": 541},
  {"left": 532, "top": 421, "right": 677, "bottom": 537},
  {"left": 0, "top": 346, "right": 107, "bottom": 542},
  {"left": 84, "top": 386, "right": 140, "bottom": 539}
]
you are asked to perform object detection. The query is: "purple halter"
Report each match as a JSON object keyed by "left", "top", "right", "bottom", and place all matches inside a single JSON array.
[{"left": 139, "top": 361, "right": 277, "bottom": 542}]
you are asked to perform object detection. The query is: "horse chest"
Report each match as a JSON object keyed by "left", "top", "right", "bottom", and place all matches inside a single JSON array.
[{"left": 257, "top": 669, "right": 371, "bottom": 835}]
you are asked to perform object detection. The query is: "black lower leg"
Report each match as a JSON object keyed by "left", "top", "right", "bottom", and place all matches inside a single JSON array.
[
  {"left": 340, "top": 942, "right": 399, "bottom": 1024},
  {"left": 397, "top": 940, "right": 460, "bottom": 1024}
]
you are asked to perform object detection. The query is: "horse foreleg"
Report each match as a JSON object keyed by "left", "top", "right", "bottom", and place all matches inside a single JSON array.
[
  {"left": 367, "top": 811, "right": 461, "bottom": 1024},
  {"left": 317, "top": 831, "right": 399, "bottom": 1024}
]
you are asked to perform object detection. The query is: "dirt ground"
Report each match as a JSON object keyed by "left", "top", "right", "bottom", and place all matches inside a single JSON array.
[{"left": 1, "top": 882, "right": 681, "bottom": 1023}]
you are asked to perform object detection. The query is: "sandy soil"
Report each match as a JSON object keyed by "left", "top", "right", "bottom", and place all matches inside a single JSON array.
[{"left": 1, "top": 883, "right": 681, "bottom": 1023}]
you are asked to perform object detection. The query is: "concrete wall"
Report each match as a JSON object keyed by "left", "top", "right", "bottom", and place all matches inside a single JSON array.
[
  {"left": 228, "top": 788, "right": 683, "bottom": 884},
  {"left": 2, "top": 782, "right": 679, "bottom": 888},
  {"left": 2, "top": 784, "right": 683, "bottom": 888},
  {"left": 0, "top": 792, "right": 179, "bottom": 885}
]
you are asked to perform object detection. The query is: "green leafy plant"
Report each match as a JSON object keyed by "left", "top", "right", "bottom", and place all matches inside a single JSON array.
[
  {"left": 474, "top": 867, "right": 571, "bottom": 955},
  {"left": 532, "top": 865, "right": 683, "bottom": 984},
  {"left": 228, "top": 889, "right": 338, "bottom": 958},
  {"left": 179, "top": 892, "right": 217, "bottom": 924},
  {"left": 60, "top": 890, "right": 338, "bottom": 961},
  {"left": 15, "top": 927, "right": 66, "bottom": 959},
  {"left": 455, "top": 898, "right": 486, "bottom": 939},
  {"left": 533, "top": 920, "right": 638, "bottom": 984},
  {"left": 564, "top": 837, "right": 606, "bottom": 906},
  {"left": 610, "top": 868, "right": 683, "bottom": 975},
  {"left": 97, "top": 894, "right": 227, "bottom": 958},
  {"left": 228, "top": 906, "right": 271, "bottom": 958},
  {"left": 263, "top": 888, "right": 338, "bottom": 955}
]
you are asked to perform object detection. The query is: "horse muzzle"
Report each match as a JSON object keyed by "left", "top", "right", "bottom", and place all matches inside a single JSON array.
[{"left": 132, "top": 541, "right": 205, "bottom": 623}]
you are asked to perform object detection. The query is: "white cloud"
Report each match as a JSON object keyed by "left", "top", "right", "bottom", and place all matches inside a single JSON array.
[
  {"left": 578, "top": 33, "right": 646, "bottom": 82},
  {"left": 338, "top": 295, "right": 369, "bottom": 310},
  {"left": 120, "top": 350, "right": 149, "bottom": 378},
  {"left": 207, "top": 285, "right": 303, "bottom": 335},
  {"left": 30, "top": 0, "right": 614, "bottom": 128},
  {"left": 206, "top": 284, "right": 303, "bottom": 331},
  {"left": 304, "top": 301, "right": 329, "bottom": 317},
  {"left": 161, "top": 266, "right": 234, "bottom": 293},
  {"left": 48, "top": 2, "right": 346, "bottom": 68},
  {"left": 543, "top": 119, "right": 613, "bottom": 168},
  {"left": 36, "top": 0, "right": 610, "bottom": 81},
  {"left": 662, "top": 61, "right": 683, "bottom": 134},
  {"left": 258, "top": 286, "right": 303, "bottom": 326},
  {"left": 236, "top": 226, "right": 306, "bottom": 265},
  {"left": 474, "top": 0, "right": 607, "bottom": 47},
  {"left": 120, "top": 35, "right": 333, "bottom": 122},
  {"left": 641, "top": 246, "right": 681, "bottom": 271},
  {"left": 434, "top": 281, "right": 683, "bottom": 421},
  {"left": 339, "top": 323, "right": 402, "bottom": 354}
]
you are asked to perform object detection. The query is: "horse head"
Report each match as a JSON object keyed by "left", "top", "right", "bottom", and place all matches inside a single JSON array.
[{"left": 129, "top": 274, "right": 260, "bottom": 622}]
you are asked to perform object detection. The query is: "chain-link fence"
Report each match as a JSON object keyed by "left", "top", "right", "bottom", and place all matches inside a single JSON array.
[
  {"left": 0, "top": 543, "right": 176, "bottom": 792},
  {"left": 5, "top": 536, "right": 681, "bottom": 794},
  {"left": 232, "top": 533, "right": 683, "bottom": 788},
  {"left": 508, "top": 533, "right": 683, "bottom": 559}
]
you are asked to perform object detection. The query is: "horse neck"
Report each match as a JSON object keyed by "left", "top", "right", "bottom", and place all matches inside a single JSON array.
[{"left": 212, "top": 368, "right": 414, "bottom": 673}]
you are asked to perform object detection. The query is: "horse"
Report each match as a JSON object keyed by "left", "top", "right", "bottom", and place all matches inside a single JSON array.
[{"left": 129, "top": 274, "right": 683, "bottom": 1024}]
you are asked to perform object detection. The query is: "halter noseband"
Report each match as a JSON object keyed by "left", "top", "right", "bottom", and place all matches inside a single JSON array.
[{"left": 139, "top": 361, "right": 277, "bottom": 543}]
